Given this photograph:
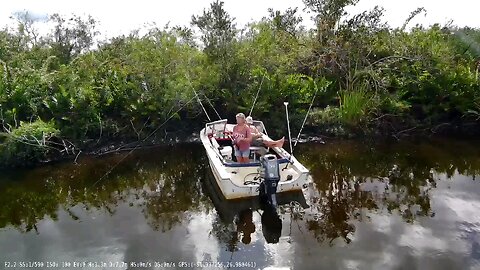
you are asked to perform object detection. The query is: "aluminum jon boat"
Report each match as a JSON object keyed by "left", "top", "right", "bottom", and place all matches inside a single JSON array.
[{"left": 200, "top": 119, "right": 310, "bottom": 206}]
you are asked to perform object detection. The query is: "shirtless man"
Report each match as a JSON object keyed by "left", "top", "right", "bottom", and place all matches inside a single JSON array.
[{"left": 246, "top": 116, "right": 285, "bottom": 148}]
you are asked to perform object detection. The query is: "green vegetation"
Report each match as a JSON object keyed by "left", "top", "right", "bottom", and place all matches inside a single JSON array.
[
  {"left": 0, "top": 119, "right": 60, "bottom": 167},
  {"left": 338, "top": 84, "right": 375, "bottom": 126},
  {"left": 0, "top": 0, "right": 479, "bottom": 167}
]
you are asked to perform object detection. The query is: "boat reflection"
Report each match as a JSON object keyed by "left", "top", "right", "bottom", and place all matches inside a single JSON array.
[
  {"left": 202, "top": 167, "right": 309, "bottom": 247},
  {"left": 261, "top": 207, "right": 282, "bottom": 244},
  {"left": 235, "top": 209, "right": 255, "bottom": 244}
]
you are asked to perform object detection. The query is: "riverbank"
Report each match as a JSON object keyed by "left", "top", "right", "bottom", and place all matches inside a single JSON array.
[
  {"left": 1, "top": 3, "right": 479, "bottom": 168},
  {"left": 2, "top": 118, "right": 478, "bottom": 170},
  {"left": 308, "top": 119, "right": 480, "bottom": 139}
]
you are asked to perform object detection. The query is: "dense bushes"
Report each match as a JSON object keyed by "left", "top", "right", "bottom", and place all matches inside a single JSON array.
[
  {"left": 0, "top": 0, "right": 479, "bottom": 167},
  {"left": 0, "top": 119, "right": 60, "bottom": 166}
]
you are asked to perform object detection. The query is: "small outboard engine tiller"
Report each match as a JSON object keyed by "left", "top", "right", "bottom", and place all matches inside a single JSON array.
[{"left": 259, "top": 154, "right": 280, "bottom": 210}]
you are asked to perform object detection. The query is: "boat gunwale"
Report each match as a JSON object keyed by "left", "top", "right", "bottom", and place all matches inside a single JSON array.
[{"left": 200, "top": 120, "right": 310, "bottom": 188}]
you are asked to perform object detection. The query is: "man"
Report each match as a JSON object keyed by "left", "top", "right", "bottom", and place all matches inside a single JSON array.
[
  {"left": 246, "top": 116, "right": 285, "bottom": 148},
  {"left": 232, "top": 113, "right": 252, "bottom": 163}
]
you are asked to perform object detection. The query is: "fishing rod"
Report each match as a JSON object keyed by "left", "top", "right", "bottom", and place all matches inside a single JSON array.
[
  {"left": 93, "top": 71, "right": 212, "bottom": 187},
  {"left": 284, "top": 102, "right": 293, "bottom": 155},
  {"left": 282, "top": 78, "right": 328, "bottom": 170},
  {"left": 293, "top": 80, "right": 319, "bottom": 148},
  {"left": 186, "top": 73, "right": 211, "bottom": 122},
  {"left": 248, "top": 73, "right": 266, "bottom": 117},
  {"left": 185, "top": 57, "right": 222, "bottom": 121},
  {"left": 202, "top": 92, "right": 222, "bottom": 120},
  {"left": 291, "top": 78, "right": 330, "bottom": 151},
  {"left": 92, "top": 95, "right": 197, "bottom": 187},
  {"left": 283, "top": 102, "right": 294, "bottom": 171}
]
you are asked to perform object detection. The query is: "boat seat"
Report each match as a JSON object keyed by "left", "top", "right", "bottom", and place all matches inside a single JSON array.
[
  {"left": 250, "top": 146, "right": 267, "bottom": 161},
  {"left": 211, "top": 138, "right": 233, "bottom": 160},
  {"left": 220, "top": 146, "right": 233, "bottom": 160}
]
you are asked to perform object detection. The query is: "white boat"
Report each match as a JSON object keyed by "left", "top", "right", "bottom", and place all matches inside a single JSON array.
[{"left": 200, "top": 119, "right": 310, "bottom": 201}]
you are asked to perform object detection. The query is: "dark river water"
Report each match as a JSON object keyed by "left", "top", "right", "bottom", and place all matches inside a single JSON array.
[{"left": 1, "top": 138, "right": 480, "bottom": 270}]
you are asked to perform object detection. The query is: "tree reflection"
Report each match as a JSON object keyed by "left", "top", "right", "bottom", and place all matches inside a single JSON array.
[
  {"left": 210, "top": 214, "right": 240, "bottom": 252},
  {"left": 208, "top": 208, "right": 258, "bottom": 252},
  {"left": 296, "top": 138, "right": 480, "bottom": 245},
  {"left": 141, "top": 147, "right": 209, "bottom": 232},
  {"left": 0, "top": 143, "right": 211, "bottom": 233},
  {"left": 1, "top": 138, "right": 479, "bottom": 249}
]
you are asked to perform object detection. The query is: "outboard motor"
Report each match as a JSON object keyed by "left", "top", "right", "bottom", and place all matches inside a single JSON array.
[{"left": 259, "top": 154, "right": 280, "bottom": 210}]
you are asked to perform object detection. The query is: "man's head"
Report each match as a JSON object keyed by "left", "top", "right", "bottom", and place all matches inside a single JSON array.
[
  {"left": 242, "top": 234, "right": 252, "bottom": 244},
  {"left": 246, "top": 116, "right": 253, "bottom": 125},
  {"left": 236, "top": 113, "right": 246, "bottom": 124}
]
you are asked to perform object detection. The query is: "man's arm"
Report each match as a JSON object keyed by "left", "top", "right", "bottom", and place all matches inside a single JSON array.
[{"left": 245, "top": 128, "right": 252, "bottom": 143}]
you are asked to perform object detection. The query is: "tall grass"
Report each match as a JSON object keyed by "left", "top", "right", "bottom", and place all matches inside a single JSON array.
[{"left": 338, "top": 83, "right": 374, "bottom": 126}]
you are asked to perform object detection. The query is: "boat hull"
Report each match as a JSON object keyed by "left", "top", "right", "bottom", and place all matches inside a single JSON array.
[
  {"left": 200, "top": 123, "right": 310, "bottom": 200},
  {"left": 207, "top": 155, "right": 308, "bottom": 199}
]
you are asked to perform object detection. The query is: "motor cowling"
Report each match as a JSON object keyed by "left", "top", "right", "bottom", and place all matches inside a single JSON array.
[{"left": 259, "top": 154, "right": 280, "bottom": 209}]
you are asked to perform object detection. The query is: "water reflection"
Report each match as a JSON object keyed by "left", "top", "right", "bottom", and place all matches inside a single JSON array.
[
  {"left": 0, "top": 138, "right": 479, "bottom": 269},
  {"left": 236, "top": 209, "right": 255, "bottom": 245},
  {"left": 0, "top": 144, "right": 211, "bottom": 234},
  {"left": 295, "top": 139, "right": 480, "bottom": 246},
  {"left": 202, "top": 165, "right": 308, "bottom": 250},
  {"left": 261, "top": 208, "right": 282, "bottom": 244}
]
